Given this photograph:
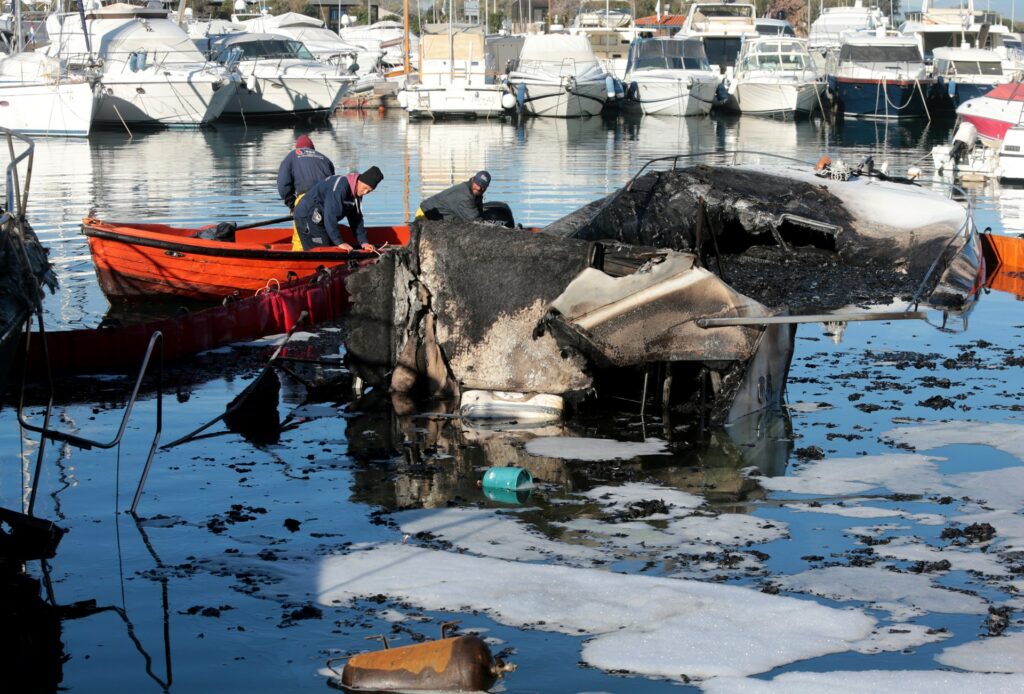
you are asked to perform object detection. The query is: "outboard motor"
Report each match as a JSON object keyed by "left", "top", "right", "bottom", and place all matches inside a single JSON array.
[
  {"left": 481, "top": 201, "right": 516, "bottom": 228},
  {"left": 949, "top": 121, "right": 979, "bottom": 162}
]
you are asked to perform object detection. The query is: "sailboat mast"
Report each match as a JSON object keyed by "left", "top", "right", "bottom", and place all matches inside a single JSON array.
[{"left": 404, "top": 0, "right": 410, "bottom": 75}]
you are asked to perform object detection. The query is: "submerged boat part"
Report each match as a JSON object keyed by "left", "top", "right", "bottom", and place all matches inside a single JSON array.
[{"left": 460, "top": 390, "right": 565, "bottom": 422}]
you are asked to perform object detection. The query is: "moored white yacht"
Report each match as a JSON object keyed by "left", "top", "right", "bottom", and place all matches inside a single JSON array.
[
  {"left": 566, "top": 0, "right": 639, "bottom": 79},
  {"left": 807, "top": 2, "right": 888, "bottom": 53},
  {"left": 339, "top": 19, "right": 418, "bottom": 73},
  {"left": 931, "top": 46, "right": 1016, "bottom": 110},
  {"left": 956, "top": 81, "right": 1024, "bottom": 144},
  {"left": 508, "top": 34, "right": 611, "bottom": 117},
  {"left": 728, "top": 36, "right": 825, "bottom": 117},
  {"left": 209, "top": 32, "right": 355, "bottom": 117},
  {"left": 398, "top": 30, "right": 515, "bottom": 118},
  {"left": 0, "top": 50, "right": 94, "bottom": 136},
  {"left": 675, "top": 1, "right": 757, "bottom": 75},
  {"left": 622, "top": 37, "right": 720, "bottom": 116},
  {"left": 236, "top": 11, "right": 382, "bottom": 78},
  {"left": 831, "top": 33, "right": 933, "bottom": 118},
  {"left": 43, "top": 3, "right": 238, "bottom": 127}
]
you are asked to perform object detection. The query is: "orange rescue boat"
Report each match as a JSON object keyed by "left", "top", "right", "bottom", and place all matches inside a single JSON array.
[{"left": 82, "top": 217, "right": 411, "bottom": 301}]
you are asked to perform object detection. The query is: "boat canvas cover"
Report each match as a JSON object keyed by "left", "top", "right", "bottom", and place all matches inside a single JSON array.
[
  {"left": 513, "top": 34, "right": 606, "bottom": 81},
  {"left": 0, "top": 53, "right": 64, "bottom": 81},
  {"left": 420, "top": 33, "right": 486, "bottom": 62},
  {"left": 979, "top": 82, "right": 1024, "bottom": 101},
  {"left": 243, "top": 12, "right": 324, "bottom": 30}
]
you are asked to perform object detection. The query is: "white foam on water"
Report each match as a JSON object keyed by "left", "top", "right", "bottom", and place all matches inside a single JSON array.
[
  {"left": 756, "top": 454, "right": 946, "bottom": 496},
  {"left": 700, "top": 670, "right": 1024, "bottom": 693},
  {"left": 581, "top": 482, "right": 704, "bottom": 512},
  {"left": 886, "top": 421, "right": 1024, "bottom": 462},
  {"left": 872, "top": 537, "right": 1009, "bottom": 577},
  {"left": 524, "top": 437, "right": 671, "bottom": 461},
  {"left": 787, "top": 401, "right": 833, "bottom": 413},
  {"left": 936, "top": 632, "right": 1024, "bottom": 673},
  {"left": 394, "top": 507, "right": 604, "bottom": 564},
  {"left": 850, "top": 622, "right": 952, "bottom": 654},
  {"left": 777, "top": 566, "right": 988, "bottom": 620},
  {"left": 955, "top": 510, "right": 1024, "bottom": 553},
  {"left": 787, "top": 502, "right": 909, "bottom": 518},
  {"left": 317, "top": 544, "right": 876, "bottom": 679}
]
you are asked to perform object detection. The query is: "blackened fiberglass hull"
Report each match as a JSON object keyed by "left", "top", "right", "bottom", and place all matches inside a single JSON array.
[
  {"left": 545, "top": 164, "right": 983, "bottom": 315},
  {"left": 344, "top": 163, "right": 981, "bottom": 428}
]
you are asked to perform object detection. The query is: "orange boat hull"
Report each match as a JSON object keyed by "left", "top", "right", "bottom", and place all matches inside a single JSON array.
[{"left": 83, "top": 218, "right": 411, "bottom": 301}]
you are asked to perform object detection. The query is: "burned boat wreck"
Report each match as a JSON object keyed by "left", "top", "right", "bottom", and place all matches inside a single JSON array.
[{"left": 346, "top": 161, "right": 983, "bottom": 428}]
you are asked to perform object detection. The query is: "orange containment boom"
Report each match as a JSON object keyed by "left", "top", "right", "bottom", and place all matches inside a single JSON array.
[
  {"left": 338, "top": 634, "right": 514, "bottom": 691},
  {"left": 981, "top": 232, "right": 1024, "bottom": 299}
]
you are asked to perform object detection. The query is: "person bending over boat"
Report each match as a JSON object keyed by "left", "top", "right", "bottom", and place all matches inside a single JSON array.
[
  {"left": 416, "top": 171, "right": 491, "bottom": 222},
  {"left": 279, "top": 135, "right": 336, "bottom": 250},
  {"left": 278, "top": 135, "right": 335, "bottom": 211},
  {"left": 294, "top": 166, "right": 383, "bottom": 252}
]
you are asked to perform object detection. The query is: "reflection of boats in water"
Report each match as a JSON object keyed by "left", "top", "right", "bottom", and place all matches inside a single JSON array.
[
  {"left": 345, "top": 396, "right": 793, "bottom": 511},
  {"left": 406, "top": 119, "right": 517, "bottom": 201}
]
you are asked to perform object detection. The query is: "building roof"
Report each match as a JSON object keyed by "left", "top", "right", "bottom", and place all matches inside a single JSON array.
[{"left": 635, "top": 14, "right": 687, "bottom": 28}]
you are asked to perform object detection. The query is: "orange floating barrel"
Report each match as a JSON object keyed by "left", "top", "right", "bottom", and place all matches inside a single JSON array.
[{"left": 341, "top": 635, "right": 512, "bottom": 691}]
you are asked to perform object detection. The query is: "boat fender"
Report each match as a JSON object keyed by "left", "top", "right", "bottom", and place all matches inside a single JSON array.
[
  {"left": 947, "top": 78, "right": 958, "bottom": 99},
  {"left": 625, "top": 81, "right": 639, "bottom": 101},
  {"left": 687, "top": 76, "right": 694, "bottom": 89},
  {"left": 714, "top": 81, "right": 729, "bottom": 104},
  {"left": 565, "top": 75, "right": 577, "bottom": 94},
  {"left": 605, "top": 74, "right": 616, "bottom": 99},
  {"left": 246, "top": 73, "right": 258, "bottom": 92},
  {"left": 516, "top": 82, "right": 526, "bottom": 110},
  {"left": 501, "top": 91, "right": 517, "bottom": 110},
  {"left": 614, "top": 78, "right": 624, "bottom": 99},
  {"left": 397, "top": 89, "right": 408, "bottom": 108}
]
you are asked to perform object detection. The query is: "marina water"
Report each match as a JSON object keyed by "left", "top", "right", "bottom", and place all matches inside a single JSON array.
[{"left": 3, "top": 111, "right": 1024, "bottom": 691}]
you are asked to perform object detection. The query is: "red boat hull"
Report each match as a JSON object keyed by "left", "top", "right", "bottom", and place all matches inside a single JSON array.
[
  {"left": 83, "top": 218, "right": 411, "bottom": 301},
  {"left": 20, "top": 267, "right": 350, "bottom": 375}
]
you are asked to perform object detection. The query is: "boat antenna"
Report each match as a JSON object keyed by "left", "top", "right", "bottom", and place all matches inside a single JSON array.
[{"left": 74, "top": 0, "right": 94, "bottom": 59}]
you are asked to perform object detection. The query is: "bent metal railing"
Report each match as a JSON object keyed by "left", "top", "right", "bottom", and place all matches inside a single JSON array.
[{"left": 0, "top": 127, "right": 164, "bottom": 517}]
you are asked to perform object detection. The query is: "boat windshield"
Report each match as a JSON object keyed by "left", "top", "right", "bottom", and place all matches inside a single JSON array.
[
  {"left": 629, "top": 38, "right": 710, "bottom": 71},
  {"left": 740, "top": 42, "right": 808, "bottom": 71},
  {"left": 702, "top": 36, "right": 743, "bottom": 68},
  {"left": 696, "top": 6, "right": 755, "bottom": 19},
  {"left": 755, "top": 20, "right": 795, "bottom": 36},
  {"left": 217, "top": 39, "right": 315, "bottom": 61},
  {"left": 839, "top": 44, "right": 923, "bottom": 63},
  {"left": 936, "top": 59, "right": 1003, "bottom": 76}
]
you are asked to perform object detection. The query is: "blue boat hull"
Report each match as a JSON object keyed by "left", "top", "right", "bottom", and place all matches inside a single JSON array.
[{"left": 832, "top": 77, "right": 931, "bottom": 118}]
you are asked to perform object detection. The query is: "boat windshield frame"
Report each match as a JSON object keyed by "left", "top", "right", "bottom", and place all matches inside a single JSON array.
[
  {"left": 838, "top": 44, "right": 924, "bottom": 64},
  {"left": 215, "top": 38, "right": 315, "bottom": 62},
  {"left": 627, "top": 37, "right": 710, "bottom": 72}
]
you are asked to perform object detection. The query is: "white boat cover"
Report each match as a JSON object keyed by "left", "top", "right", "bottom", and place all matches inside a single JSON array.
[
  {"left": 0, "top": 52, "right": 64, "bottom": 81},
  {"left": 511, "top": 34, "right": 607, "bottom": 82}
]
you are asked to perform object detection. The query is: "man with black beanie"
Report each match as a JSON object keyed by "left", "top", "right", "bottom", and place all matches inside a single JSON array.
[{"left": 294, "top": 166, "right": 384, "bottom": 251}]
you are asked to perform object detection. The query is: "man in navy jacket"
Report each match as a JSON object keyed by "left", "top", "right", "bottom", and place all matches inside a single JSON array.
[{"left": 294, "top": 166, "right": 384, "bottom": 251}]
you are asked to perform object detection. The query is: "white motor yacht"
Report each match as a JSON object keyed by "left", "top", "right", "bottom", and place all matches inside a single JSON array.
[
  {"left": 0, "top": 51, "right": 94, "bottom": 136},
  {"left": 566, "top": 0, "right": 640, "bottom": 79},
  {"left": 209, "top": 33, "right": 355, "bottom": 117},
  {"left": 728, "top": 36, "right": 825, "bottom": 116},
  {"left": 622, "top": 37, "right": 720, "bottom": 116},
  {"left": 339, "top": 19, "right": 418, "bottom": 72},
  {"left": 398, "top": 30, "right": 515, "bottom": 118},
  {"left": 237, "top": 11, "right": 382, "bottom": 78},
  {"left": 808, "top": 1, "right": 888, "bottom": 53},
  {"left": 43, "top": 3, "right": 238, "bottom": 127},
  {"left": 675, "top": 1, "right": 757, "bottom": 75},
  {"left": 508, "top": 34, "right": 611, "bottom": 117}
]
